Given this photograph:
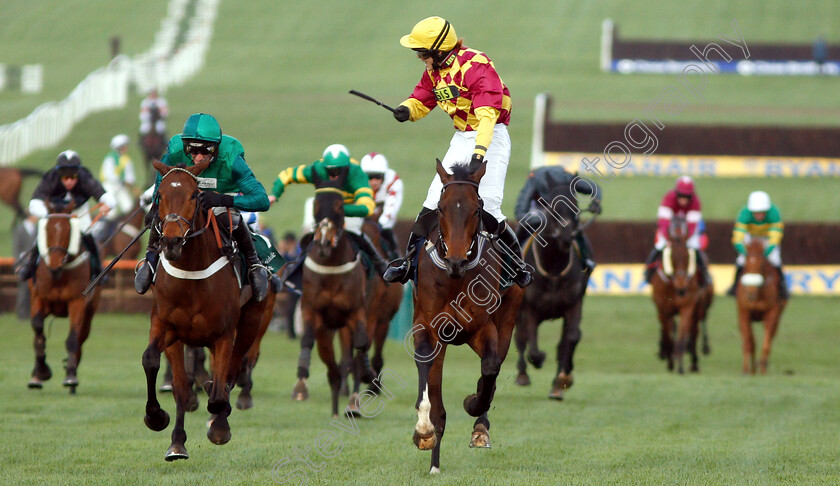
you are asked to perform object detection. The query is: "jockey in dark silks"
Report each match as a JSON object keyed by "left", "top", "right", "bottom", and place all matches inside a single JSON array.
[
  {"left": 133, "top": 113, "right": 271, "bottom": 302},
  {"left": 513, "top": 166, "right": 601, "bottom": 273}
]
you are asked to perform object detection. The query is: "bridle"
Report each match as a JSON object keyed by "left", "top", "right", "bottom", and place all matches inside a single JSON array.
[
  {"left": 436, "top": 180, "right": 484, "bottom": 259},
  {"left": 155, "top": 167, "right": 213, "bottom": 250},
  {"left": 313, "top": 187, "right": 345, "bottom": 249}
]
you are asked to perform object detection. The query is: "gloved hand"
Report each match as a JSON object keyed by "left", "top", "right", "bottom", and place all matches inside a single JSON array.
[
  {"left": 588, "top": 199, "right": 602, "bottom": 215},
  {"left": 469, "top": 153, "right": 485, "bottom": 173},
  {"left": 200, "top": 191, "right": 235, "bottom": 210},
  {"left": 393, "top": 105, "right": 410, "bottom": 122},
  {"left": 734, "top": 242, "right": 746, "bottom": 255}
]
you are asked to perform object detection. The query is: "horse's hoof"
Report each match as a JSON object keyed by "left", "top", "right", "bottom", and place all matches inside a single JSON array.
[
  {"left": 429, "top": 467, "right": 440, "bottom": 475},
  {"left": 159, "top": 382, "right": 173, "bottom": 393},
  {"left": 702, "top": 344, "right": 711, "bottom": 356},
  {"left": 27, "top": 377, "right": 43, "bottom": 389},
  {"left": 346, "top": 393, "right": 361, "bottom": 416},
  {"left": 186, "top": 393, "right": 199, "bottom": 413},
  {"left": 515, "top": 374, "right": 531, "bottom": 386},
  {"left": 207, "top": 421, "right": 231, "bottom": 445},
  {"left": 556, "top": 372, "right": 574, "bottom": 390},
  {"left": 413, "top": 430, "right": 437, "bottom": 450},
  {"left": 164, "top": 444, "right": 189, "bottom": 461},
  {"left": 469, "top": 424, "right": 491, "bottom": 448},
  {"left": 144, "top": 410, "right": 170, "bottom": 432},
  {"left": 34, "top": 366, "right": 52, "bottom": 381},
  {"left": 548, "top": 387, "right": 564, "bottom": 401},
  {"left": 528, "top": 351, "right": 547, "bottom": 369},
  {"left": 206, "top": 399, "right": 231, "bottom": 416},
  {"left": 202, "top": 380, "right": 213, "bottom": 395},
  {"left": 291, "top": 379, "right": 308, "bottom": 401},
  {"left": 236, "top": 394, "right": 253, "bottom": 411},
  {"left": 63, "top": 376, "right": 78, "bottom": 388}
]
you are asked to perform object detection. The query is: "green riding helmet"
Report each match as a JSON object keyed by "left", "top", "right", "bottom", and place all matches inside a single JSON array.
[
  {"left": 182, "top": 113, "right": 222, "bottom": 145},
  {"left": 321, "top": 150, "right": 351, "bottom": 169}
]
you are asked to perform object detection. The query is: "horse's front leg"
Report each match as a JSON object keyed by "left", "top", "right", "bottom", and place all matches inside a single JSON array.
[
  {"left": 163, "top": 341, "right": 190, "bottom": 460},
  {"left": 657, "top": 310, "right": 675, "bottom": 371},
  {"left": 62, "top": 298, "right": 92, "bottom": 392},
  {"left": 551, "top": 302, "right": 582, "bottom": 400},
  {"left": 464, "top": 323, "right": 500, "bottom": 418},
  {"left": 28, "top": 305, "right": 51, "bottom": 389},
  {"left": 411, "top": 328, "right": 446, "bottom": 474},
  {"left": 737, "top": 307, "right": 755, "bottom": 374},
  {"left": 525, "top": 308, "right": 546, "bottom": 369},
  {"left": 758, "top": 310, "right": 782, "bottom": 375},
  {"left": 673, "top": 304, "right": 696, "bottom": 374},
  {"left": 348, "top": 307, "right": 372, "bottom": 410},
  {"left": 315, "top": 327, "right": 342, "bottom": 417},
  {"left": 143, "top": 316, "right": 171, "bottom": 432},
  {"left": 292, "top": 307, "right": 317, "bottom": 401},
  {"left": 206, "top": 333, "right": 234, "bottom": 445},
  {"left": 514, "top": 310, "right": 531, "bottom": 386}
]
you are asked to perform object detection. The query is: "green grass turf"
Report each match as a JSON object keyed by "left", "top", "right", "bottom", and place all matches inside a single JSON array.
[
  {"left": 0, "top": 295, "right": 838, "bottom": 485},
  {"left": 0, "top": 0, "right": 838, "bottom": 255}
]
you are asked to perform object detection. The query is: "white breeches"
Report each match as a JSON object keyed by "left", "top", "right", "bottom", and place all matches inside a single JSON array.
[{"left": 422, "top": 124, "right": 511, "bottom": 222}]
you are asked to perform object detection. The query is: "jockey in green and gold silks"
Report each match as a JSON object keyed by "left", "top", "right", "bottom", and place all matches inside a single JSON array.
[
  {"left": 727, "top": 190, "right": 788, "bottom": 299},
  {"left": 269, "top": 146, "right": 388, "bottom": 294},
  {"left": 134, "top": 113, "right": 271, "bottom": 302}
]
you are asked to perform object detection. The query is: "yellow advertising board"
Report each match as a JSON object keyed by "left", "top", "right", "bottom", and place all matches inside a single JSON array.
[
  {"left": 586, "top": 264, "right": 840, "bottom": 296},
  {"left": 544, "top": 152, "right": 840, "bottom": 178}
]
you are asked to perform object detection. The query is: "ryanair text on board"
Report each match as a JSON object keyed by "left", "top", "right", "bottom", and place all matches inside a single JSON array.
[
  {"left": 587, "top": 264, "right": 840, "bottom": 296},
  {"left": 545, "top": 152, "right": 840, "bottom": 178}
]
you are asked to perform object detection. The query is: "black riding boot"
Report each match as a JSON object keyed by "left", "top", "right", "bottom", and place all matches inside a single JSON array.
[
  {"left": 350, "top": 232, "right": 389, "bottom": 276},
  {"left": 644, "top": 248, "right": 662, "bottom": 283},
  {"left": 383, "top": 207, "right": 437, "bottom": 284},
  {"left": 776, "top": 265, "right": 789, "bottom": 300},
  {"left": 134, "top": 230, "right": 160, "bottom": 294},
  {"left": 278, "top": 233, "right": 313, "bottom": 295},
  {"left": 16, "top": 244, "right": 39, "bottom": 281},
  {"left": 380, "top": 228, "right": 401, "bottom": 260},
  {"left": 726, "top": 265, "right": 744, "bottom": 297},
  {"left": 576, "top": 232, "right": 597, "bottom": 273},
  {"left": 81, "top": 233, "right": 105, "bottom": 284},
  {"left": 696, "top": 251, "right": 712, "bottom": 288},
  {"left": 233, "top": 221, "right": 269, "bottom": 302},
  {"left": 494, "top": 221, "right": 533, "bottom": 288}
]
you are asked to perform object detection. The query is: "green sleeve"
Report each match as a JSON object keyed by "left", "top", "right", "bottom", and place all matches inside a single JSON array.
[
  {"left": 343, "top": 165, "right": 375, "bottom": 217},
  {"left": 230, "top": 155, "right": 269, "bottom": 212}
]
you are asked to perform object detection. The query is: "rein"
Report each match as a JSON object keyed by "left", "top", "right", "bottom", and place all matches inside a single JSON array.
[{"left": 529, "top": 238, "right": 578, "bottom": 279}]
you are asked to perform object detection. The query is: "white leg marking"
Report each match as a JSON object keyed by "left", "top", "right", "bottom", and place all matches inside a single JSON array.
[
  {"left": 429, "top": 466, "right": 441, "bottom": 475},
  {"left": 415, "top": 384, "right": 433, "bottom": 435}
]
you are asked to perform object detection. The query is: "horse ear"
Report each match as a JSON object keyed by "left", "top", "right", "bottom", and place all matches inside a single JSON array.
[
  {"left": 188, "top": 158, "right": 212, "bottom": 176},
  {"left": 436, "top": 159, "right": 451, "bottom": 184},
  {"left": 470, "top": 161, "right": 487, "bottom": 183},
  {"left": 152, "top": 159, "right": 170, "bottom": 177}
]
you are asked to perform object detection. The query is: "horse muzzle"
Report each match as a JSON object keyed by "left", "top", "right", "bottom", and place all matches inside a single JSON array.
[
  {"left": 445, "top": 257, "right": 468, "bottom": 279},
  {"left": 160, "top": 237, "right": 185, "bottom": 260}
]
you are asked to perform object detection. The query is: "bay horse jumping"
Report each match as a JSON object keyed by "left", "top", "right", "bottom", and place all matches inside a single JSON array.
[
  {"left": 514, "top": 179, "right": 594, "bottom": 400},
  {"left": 27, "top": 200, "right": 102, "bottom": 393},
  {"left": 410, "top": 161, "right": 524, "bottom": 474},
  {"left": 735, "top": 239, "right": 787, "bottom": 374},
  {"left": 141, "top": 159, "right": 274, "bottom": 461},
  {"left": 0, "top": 167, "right": 43, "bottom": 223},
  {"left": 291, "top": 170, "right": 373, "bottom": 417},
  {"left": 650, "top": 217, "right": 714, "bottom": 374}
]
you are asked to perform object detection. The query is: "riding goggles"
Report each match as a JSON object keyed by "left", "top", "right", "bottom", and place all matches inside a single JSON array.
[{"left": 184, "top": 142, "right": 217, "bottom": 156}]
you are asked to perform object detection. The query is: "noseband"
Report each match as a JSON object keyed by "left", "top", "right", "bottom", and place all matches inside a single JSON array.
[{"left": 155, "top": 167, "right": 210, "bottom": 248}]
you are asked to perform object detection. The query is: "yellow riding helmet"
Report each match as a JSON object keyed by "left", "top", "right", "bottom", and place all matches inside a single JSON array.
[{"left": 400, "top": 16, "right": 457, "bottom": 52}]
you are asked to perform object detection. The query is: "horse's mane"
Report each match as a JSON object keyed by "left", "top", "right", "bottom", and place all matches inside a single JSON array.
[{"left": 449, "top": 163, "right": 474, "bottom": 181}]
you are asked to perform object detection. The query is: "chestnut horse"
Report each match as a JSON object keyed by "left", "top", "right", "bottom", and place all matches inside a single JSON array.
[
  {"left": 410, "top": 161, "right": 524, "bottom": 474},
  {"left": 514, "top": 178, "right": 594, "bottom": 400},
  {"left": 141, "top": 159, "right": 274, "bottom": 461},
  {"left": 291, "top": 170, "right": 372, "bottom": 417},
  {"left": 27, "top": 201, "right": 102, "bottom": 393},
  {"left": 735, "top": 239, "right": 787, "bottom": 374},
  {"left": 650, "top": 218, "right": 714, "bottom": 374}
]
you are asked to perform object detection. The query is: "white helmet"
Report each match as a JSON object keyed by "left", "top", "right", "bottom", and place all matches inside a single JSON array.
[
  {"left": 322, "top": 144, "right": 349, "bottom": 159},
  {"left": 110, "top": 134, "right": 130, "bottom": 151},
  {"left": 360, "top": 152, "right": 388, "bottom": 175},
  {"left": 747, "top": 191, "right": 771, "bottom": 212}
]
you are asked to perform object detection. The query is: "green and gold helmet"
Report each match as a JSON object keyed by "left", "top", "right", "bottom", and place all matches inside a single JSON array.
[{"left": 321, "top": 148, "right": 351, "bottom": 169}]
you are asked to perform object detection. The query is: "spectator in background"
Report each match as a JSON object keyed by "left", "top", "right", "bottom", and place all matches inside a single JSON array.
[
  {"left": 139, "top": 88, "right": 169, "bottom": 136},
  {"left": 277, "top": 232, "right": 300, "bottom": 338},
  {"left": 813, "top": 36, "right": 828, "bottom": 74},
  {"left": 100, "top": 134, "right": 137, "bottom": 217}
]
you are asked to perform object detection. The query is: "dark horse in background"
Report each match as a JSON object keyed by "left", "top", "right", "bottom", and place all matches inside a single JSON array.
[
  {"left": 98, "top": 200, "right": 144, "bottom": 259},
  {"left": 291, "top": 170, "right": 374, "bottom": 417},
  {"left": 139, "top": 105, "right": 167, "bottom": 186},
  {"left": 410, "top": 161, "right": 524, "bottom": 474},
  {"left": 141, "top": 159, "right": 275, "bottom": 461},
  {"left": 735, "top": 239, "right": 786, "bottom": 375},
  {"left": 514, "top": 177, "right": 596, "bottom": 400},
  {"left": 650, "top": 217, "right": 714, "bottom": 374},
  {"left": 27, "top": 200, "right": 102, "bottom": 393},
  {"left": 0, "top": 166, "right": 43, "bottom": 224}
]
